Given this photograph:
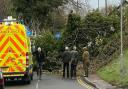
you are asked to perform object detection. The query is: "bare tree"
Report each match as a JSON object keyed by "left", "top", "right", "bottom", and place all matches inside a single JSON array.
[
  {"left": 0, "top": 0, "right": 6, "bottom": 18},
  {"left": 31, "top": 18, "right": 42, "bottom": 36},
  {"left": 0, "top": 0, "right": 13, "bottom": 19},
  {"left": 62, "top": 0, "right": 90, "bottom": 17},
  {"left": 67, "top": 0, "right": 90, "bottom": 16}
]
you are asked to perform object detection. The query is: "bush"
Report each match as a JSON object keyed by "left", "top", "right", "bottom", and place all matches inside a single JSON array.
[{"left": 33, "top": 30, "right": 62, "bottom": 71}]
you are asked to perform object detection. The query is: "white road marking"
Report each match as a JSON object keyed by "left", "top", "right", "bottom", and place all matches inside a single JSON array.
[{"left": 36, "top": 80, "right": 40, "bottom": 89}]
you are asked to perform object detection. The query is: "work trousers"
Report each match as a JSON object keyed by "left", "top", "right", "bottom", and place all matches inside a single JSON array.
[
  {"left": 63, "top": 63, "right": 69, "bottom": 78},
  {"left": 83, "top": 64, "right": 89, "bottom": 77},
  {"left": 70, "top": 64, "right": 77, "bottom": 78}
]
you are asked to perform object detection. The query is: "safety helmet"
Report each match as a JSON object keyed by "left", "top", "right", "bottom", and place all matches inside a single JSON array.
[{"left": 37, "top": 47, "right": 41, "bottom": 52}]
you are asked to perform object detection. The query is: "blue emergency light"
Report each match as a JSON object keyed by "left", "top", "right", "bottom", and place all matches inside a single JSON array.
[{"left": 26, "top": 26, "right": 32, "bottom": 36}]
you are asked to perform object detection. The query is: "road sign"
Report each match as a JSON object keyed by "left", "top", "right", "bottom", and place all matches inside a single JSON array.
[{"left": 55, "top": 32, "right": 61, "bottom": 40}]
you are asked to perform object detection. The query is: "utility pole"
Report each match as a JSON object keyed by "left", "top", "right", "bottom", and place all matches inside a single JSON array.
[
  {"left": 120, "top": 0, "right": 124, "bottom": 78},
  {"left": 77, "top": 0, "right": 78, "bottom": 14},
  {"left": 98, "top": 0, "right": 99, "bottom": 11},
  {"left": 105, "top": 0, "right": 107, "bottom": 15}
]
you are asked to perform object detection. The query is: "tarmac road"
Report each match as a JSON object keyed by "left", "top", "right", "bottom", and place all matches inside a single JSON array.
[{"left": 5, "top": 74, "right": 93, "bottom": 89}]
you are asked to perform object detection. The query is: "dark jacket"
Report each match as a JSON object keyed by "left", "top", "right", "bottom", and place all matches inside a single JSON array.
[
  {"left": 70, "top": 50, "right": 79, "bottom": 65},
  {"left": 35, "top": 51, "right": 45, "bottom": 63},
  {"left": 62, "top": 51, "right": 71, "bottom": 63}
]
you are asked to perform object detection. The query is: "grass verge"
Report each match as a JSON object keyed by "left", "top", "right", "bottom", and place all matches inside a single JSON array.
[{"left": 97, "top": 50, "right": 128, "bottom": 87}]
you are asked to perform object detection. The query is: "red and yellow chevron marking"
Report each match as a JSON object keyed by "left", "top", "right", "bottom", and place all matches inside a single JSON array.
[
  {"left": 0, "top": 24, "right": 28, "bottom": 73},
  {"left": 0, "top": 34, "right": 5, "bottom": 40},
  {"left": 0, "top": 26, "right": 4, "bottom": 30},
  {"left": 14, "top": 34, "right": 27, "bottom": 49},
  {"left": 0, "top": 35, "right": 9, "bottom": 52},
  {"left": 15, "top": 24, "right": 26, "bottom": 37},
  {"left": 0, "top": 50, "right": 26, "bottom": 72}
]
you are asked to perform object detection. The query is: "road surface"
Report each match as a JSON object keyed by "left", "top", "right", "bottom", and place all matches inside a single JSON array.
[{"left": 4, "top": 74, "right": 93, "bottom": 89}]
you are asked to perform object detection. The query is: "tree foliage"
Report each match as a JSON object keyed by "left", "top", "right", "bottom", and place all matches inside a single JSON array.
[
  {"left": 34, "top": 31, "right": 55, "bottom": 51},
  {"left": 63, "top": 10, "right": 120, "bottom": 57},
  {"left": 62, "top": 11, "right": 82, "bottom": 48},
  {"left": 83, "top": 11, "right": 119, "bottom": 39},
  {"left": 34, "top": 30, "right": 63, "bottom": 70},
  {"left": 34, "top": 30, "right": 63, "bottom": 53},
  {"left": 65, "top": 11, "right": 81, "bottom": 35},
  {"left": 12, "top": 0, "right": 67, "bottom": 27}
]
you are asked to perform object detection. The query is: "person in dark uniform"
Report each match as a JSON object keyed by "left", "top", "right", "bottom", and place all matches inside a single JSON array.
[
  {"left": 62, "top": 46, "right": 71, "bottom": 78},
  {"left": 34, "top": 47, "right": 45, "bottom": 76},
  {"left": 70, "top": 46, "right": 79, "bottom": 78}
]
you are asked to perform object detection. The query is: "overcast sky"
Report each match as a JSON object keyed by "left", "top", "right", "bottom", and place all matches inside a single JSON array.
[{"left": 89, "top": 0, "right": 120, "bottom": 9}]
